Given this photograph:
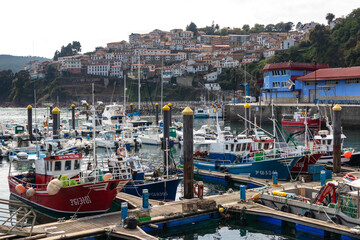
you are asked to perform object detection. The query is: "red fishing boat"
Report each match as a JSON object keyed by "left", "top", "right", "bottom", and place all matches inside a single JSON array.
[
  {"left": 290, "top": 153, "right": 323, "bottom": 173},
  {"left": 281, "top": 109, "right": 322, "bottom": 128},
  {"left": 8, "top": 154, "right": 131, "bottom": 216}
]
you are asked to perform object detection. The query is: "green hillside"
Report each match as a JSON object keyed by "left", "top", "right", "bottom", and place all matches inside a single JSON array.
[{"left": 0, "top": 55, "right": 50, "bottom": 73}]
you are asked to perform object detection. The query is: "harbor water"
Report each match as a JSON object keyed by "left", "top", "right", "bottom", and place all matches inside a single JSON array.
[{"left": 1, "top": 108, "right": 360, "bottom": 239}]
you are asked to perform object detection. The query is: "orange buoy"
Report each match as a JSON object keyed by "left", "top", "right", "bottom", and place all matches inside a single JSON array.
[
  {"left": 344, "top": 151, "right": 352, "bottom": 159},
  {"left": 15, "top": 184, "right": 26, "bottom": 194}
]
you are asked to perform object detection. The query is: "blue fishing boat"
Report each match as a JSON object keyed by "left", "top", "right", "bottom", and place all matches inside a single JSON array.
[
  {"left": 193, "top": 155, "right": 301, "bottom": 180},
  {"left": 108, "top": 155, "right": 182, "bottom": 201}
]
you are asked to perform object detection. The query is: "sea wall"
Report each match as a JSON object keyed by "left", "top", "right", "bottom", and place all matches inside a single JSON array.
[{"left": 224, "top": 103, "right": 360, "bottom": 127}]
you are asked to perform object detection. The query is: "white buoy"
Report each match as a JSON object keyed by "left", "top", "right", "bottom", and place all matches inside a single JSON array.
[
  {"left": 26, "top": 187, "right": 35, "bottom": 197},
  {"left": 47, "top": 179, "right": 62, "bottom": 195}
]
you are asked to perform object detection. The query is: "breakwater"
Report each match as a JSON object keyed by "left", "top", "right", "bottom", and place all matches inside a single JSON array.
[{"left": 224, "top": 102, "right": 360, "bottom": 127}]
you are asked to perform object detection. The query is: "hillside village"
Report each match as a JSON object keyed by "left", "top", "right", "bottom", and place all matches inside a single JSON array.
[{"left": 24, "top": 20, "right": 341, "bottom": 93}]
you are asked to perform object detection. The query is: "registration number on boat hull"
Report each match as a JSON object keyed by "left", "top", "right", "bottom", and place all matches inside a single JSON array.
[{"left": 70, "top": 196, "right": 92, "bottom": 206}]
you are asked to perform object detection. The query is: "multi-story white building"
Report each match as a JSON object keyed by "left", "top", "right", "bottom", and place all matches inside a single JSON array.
[
  {"left": 205, "top": 83, "right": 221, "bottom": 91},
  {"left": 87, "top": 63, "right": 110, "bottom": 76},
  {"left": 58, "top": 55, "right": 82, "bottom": 74}
]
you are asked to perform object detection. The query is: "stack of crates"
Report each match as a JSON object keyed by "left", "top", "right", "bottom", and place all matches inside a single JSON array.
[{"left": 308, "top": 164, "right": 332, "bottom": 181}]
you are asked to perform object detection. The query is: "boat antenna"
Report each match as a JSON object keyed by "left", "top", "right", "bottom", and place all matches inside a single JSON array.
[{"left": 92, "top": 83, "right": 97, "bottom": 166}]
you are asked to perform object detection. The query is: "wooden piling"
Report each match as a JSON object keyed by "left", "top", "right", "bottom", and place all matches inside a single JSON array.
[
  {"left": 333, "top": 104, "right": 342, "bottom": 173},
  {"left": 163, "top": 105, "right": 170, "bottom": 171},
  {"left": 27, "top": 105, "right": 33, "bottom": 139},
  {"left": 155, "top": 103, "right": 159, "bottom": 126},
  {"left": 71, "top": 104, "right": 75, "bottom": 130},
  {"left": 182, "top": 106, "right": 194, "bottom": 199},
  {"left": 130, "top": 103, "right": 133, "bottom": 114},
  {"left": 52, "top": 107, "right": 60, "bottom": 139},
  {"left": 168, "top": 102, "right": 172, "bottom": 127}
]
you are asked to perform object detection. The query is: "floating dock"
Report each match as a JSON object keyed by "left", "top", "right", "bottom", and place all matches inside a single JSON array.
[{"left": 3, "top": 175, "right": 359, "bottom": 240}]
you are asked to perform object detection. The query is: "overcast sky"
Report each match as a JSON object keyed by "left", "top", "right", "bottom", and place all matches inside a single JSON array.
[{"left": 1, "top": 0, "right": 358, "bottom": 59}]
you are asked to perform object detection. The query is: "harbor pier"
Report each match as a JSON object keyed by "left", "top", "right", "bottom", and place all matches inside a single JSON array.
[{"left": 224, "top": 102, "right": 360, "bottom": 126}]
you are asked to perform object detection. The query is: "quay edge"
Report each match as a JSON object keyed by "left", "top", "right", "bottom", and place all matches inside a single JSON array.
[{"left": 224, "top": 103, "right": 360, "bottom": 127}]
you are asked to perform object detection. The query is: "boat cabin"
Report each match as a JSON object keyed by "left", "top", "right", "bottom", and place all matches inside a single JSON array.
[{"left": 35, "top": 154, "right": 83, "bottom": 184}]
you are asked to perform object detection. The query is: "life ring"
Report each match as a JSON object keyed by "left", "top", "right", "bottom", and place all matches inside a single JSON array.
[
  {"left": 344, "top": 173, "right": 358, "bottom": 181},
  {"left": 117, "top": 147, "right": 126, "bottom": 157}
]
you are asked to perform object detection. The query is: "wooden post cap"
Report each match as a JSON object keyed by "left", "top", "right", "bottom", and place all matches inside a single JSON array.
[
  {"left": 163, "top": 105, "right": 170, "bottom": 111},
  {"left": 27, "top": 105, "right": 32, "bottom": 110},
  {"left": 168, "top": 103, "right": 172, "bottom": 107},
  {"left": 244, "top": 103, "right": 250, "bottom": 108},
  {"left": 71, "top": 104, "right": 75, "bottom": 107},
  {"left": 156, "top": 103, "right": 159, "bottom": 106},
  {"left": 52, "top": 107, "right": 61, "bottom": 114},
  {"left": 333, "top": 104, "right": 342, "bottom": 111},
  {"left": 130, "top": 103, "right": 133, "bottom": 106},
  {"left": 182, "top": 106, "right": 193, "bottom": 115}
]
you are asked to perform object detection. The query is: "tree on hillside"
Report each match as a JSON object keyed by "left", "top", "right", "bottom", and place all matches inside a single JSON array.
[
  {"left": 242, "top": 24, "right": 250, "bottom": 34},
  {"left": 220, "top": 28, "right": 229, "bottom": 36},
  {"left": 250, "top": 24, "right": 265, "bottom": 33},
  {"left": 10, "top": 70, "right": 30, "bottom": 103},
  {"left": 326, "top": 13, "right": 335, "bottom": 25},
  {"left": 285, "top": 22, "right": 293, "bottom": 32},
  {"left": 0, "top": 70, "right": 14, "bottom": 100},
  {"left": 296, "top": 22, "right": 303, "bottom": 31},
  {"left": 186, "top": 22, "right": 198, "bottom": 36},
  {"left": 53, "top": 41, "right": 82, "bottom": 60},
  {"left": 265, "top": 24, "right": 276, "bottom": 32}
]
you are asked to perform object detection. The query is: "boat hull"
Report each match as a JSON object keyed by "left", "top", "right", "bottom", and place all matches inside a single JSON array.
[
  {"left": 194, "top": 156, "right": 301, "bottom": 180},
  {"left": 291, "top": 153, "right": 323, "bottom": 173},
  {"left": 8, "top": 177, "right": 129, "bottom": 216},
  {"left": 122, "top": 178, "right": 182, "bottom": 201},
  {"left": 281, "top": 119, "right": 322, "bottom": 128}
]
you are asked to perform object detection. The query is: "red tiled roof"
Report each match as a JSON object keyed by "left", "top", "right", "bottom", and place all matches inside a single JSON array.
[
  {"left": 296, "top": 66, "right": 360, "bottom": 81},
  {"left": 263, "top": 62, "right": 329, "bottom": 72}
]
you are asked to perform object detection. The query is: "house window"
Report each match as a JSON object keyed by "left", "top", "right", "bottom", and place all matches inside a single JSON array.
[
  {"left": 305, "top": 81, "right": 317, "bottom": 86},
  {"left": 55, "top": 161, "right": 61, "bottom": 171},
  {"left": 325, "top": 80, "right": 339, "bottom": 85},
  {"left": 272, "top": 70, "right": 280, "bottom": 76},
  {"left": 264, "top": 71, "right": 269, "bottom": 77},
  {"left": 345, "top": 79, "right": 360, "bottom": 84},
  {"left": 281, "top": 82, "right": 287, "bottom": 88},
  {"left": 273, "top": 82, "right": 280, "bottom": 88}
]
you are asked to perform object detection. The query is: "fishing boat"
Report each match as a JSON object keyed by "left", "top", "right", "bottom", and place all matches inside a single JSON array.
[
  {"left": 257, "top": 179, "right": 360, "bottom": 229},
  {"left": 109, "top": 155, "right": 181, "bottom": 201},
  {"left": 8, "top": 153, "right": 131, "bottom": 216},
  {"left": 194, "top": 107, "right": 210, "bottom": 118},
  {"left": 281, "top": 109, "right": 323, "bottom": 128}
]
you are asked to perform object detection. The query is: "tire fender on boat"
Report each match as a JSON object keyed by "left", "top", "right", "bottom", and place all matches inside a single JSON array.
[
  {"left": 304, "top": 210, "right": 315, "bottom": 218},
  {"left": 331, "top": 215, "right": 341, "bottom": 224},
  {"left": 281, "top": 205, "right": 291, "bottom": 213}
]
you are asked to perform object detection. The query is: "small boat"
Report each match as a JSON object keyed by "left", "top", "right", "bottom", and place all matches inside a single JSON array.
[
  {"left": 281, "top": 109, "right": 322, "bottom": 128},
  {"left": 8, "top": 153, "right": 131, "bottom": 216},
  {"left": 258, "top": 179, "right": 360, "bottom": 229},
  {"left": 194, "top": 107, "right": 209, "bottom": 118},
  {"left": 108, "top": 148, "right": 182, "bottom": 201}
]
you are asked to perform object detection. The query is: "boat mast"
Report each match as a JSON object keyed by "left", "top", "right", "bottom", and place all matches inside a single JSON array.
[
  {"left": 138, "top": 54, "right": 141, "bottom": 111},
  {"left": 92, "top": 83, "right": 97, "bottom": 166},
  {"left": 161, "top": 57, "right": 164, "bottom": 114},
  {"left": 124, "top": 74, "right": 126, "bottom": 116}
]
